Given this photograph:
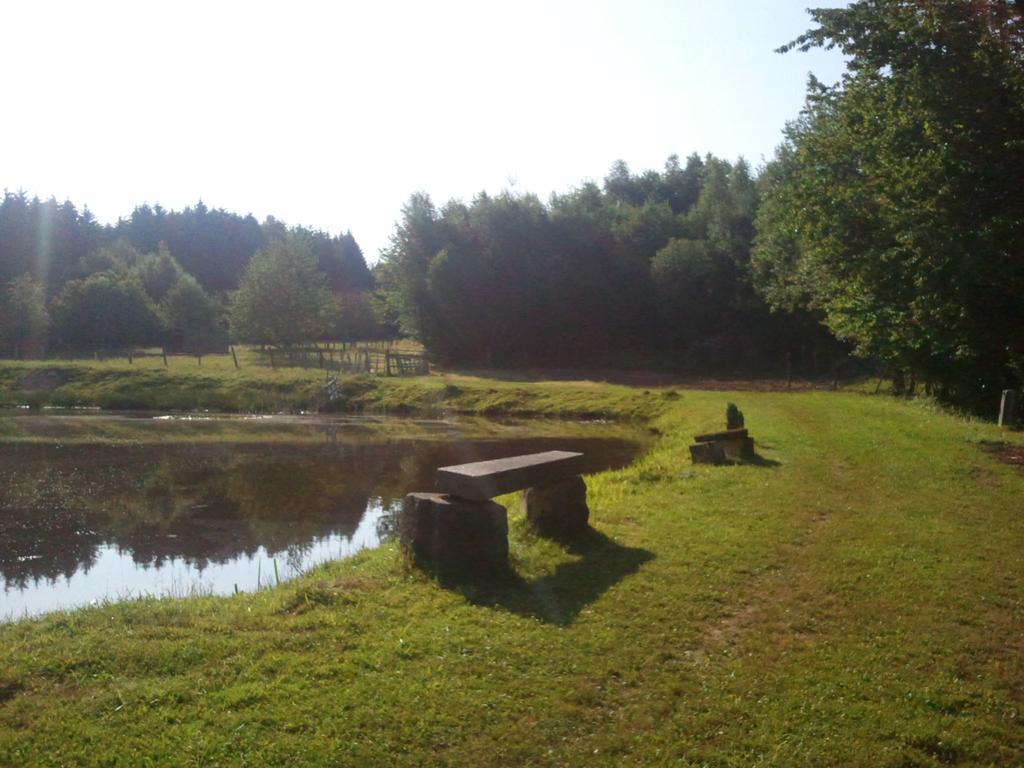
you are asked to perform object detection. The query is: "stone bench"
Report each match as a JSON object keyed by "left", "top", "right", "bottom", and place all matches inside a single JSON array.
[
  {"left": 690, "top": 428, "right": 755, "bottom": 464},
  {"left": 401, "top": 450, "right": 589, "bottom": 572}
]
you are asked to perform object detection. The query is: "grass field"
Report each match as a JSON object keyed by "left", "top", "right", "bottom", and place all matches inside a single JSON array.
[
  {"left": 0, "top": 349, "right": 671, "bottom": 418},
  {"left": 1, "top": 369, "right": 1023, "bottom": 765}
]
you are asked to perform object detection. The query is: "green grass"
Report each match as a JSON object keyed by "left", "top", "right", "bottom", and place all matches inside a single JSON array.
[
  {"left": 0, "top": 350, "right": 326, "bottom": 412},
  {"left": 0, "top": 350, "right": 666, "bottom": 417},
  {"left": 0, "top": 411, "right": 643, "bottom": 445},
  {"left": 2, "top": 377, "right": 1024, "bottom": 765}
]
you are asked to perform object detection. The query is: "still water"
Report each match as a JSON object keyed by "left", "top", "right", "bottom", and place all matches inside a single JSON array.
[{"left": 0, "top": 413, "right": 644, "bottom": 619}]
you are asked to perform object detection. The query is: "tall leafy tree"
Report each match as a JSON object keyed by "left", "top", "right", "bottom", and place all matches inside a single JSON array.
[
  {"left": 50, "top": 273, "right": 161, "bottom": 351},
  {"left": 753, "top": 0, "right": 1024, "bottom": 405},
  {"left": 229, "top": 235, "right": 334, "bottom": 347},
  {"left": 0, "top": 275, "right": 50, "bottom": 357},
  {"left": 651, "top": 238, "right": 720, "bottom": 351},
  {"left": 77, "top": 239, "right": 141, "bottom": 276},
  {"left": 134, "top": 245, "right": 184, "bottom": 303},
  {"left": 161, "top": 274, "right": 223, "bottom": 352},
  {"left": 313, "top": 229, "right": 373, "bottom": 293},
  {"left": 376, "top": 193, "right": 445, "bottom": 344}
]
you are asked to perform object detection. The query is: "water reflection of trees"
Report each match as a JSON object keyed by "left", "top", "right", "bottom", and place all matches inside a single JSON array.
[{"left": 0, "top": 437, "right": 640, "bottom": 587}]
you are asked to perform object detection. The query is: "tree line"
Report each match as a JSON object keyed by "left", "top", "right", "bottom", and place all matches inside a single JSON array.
[
  {"left": 376, "top": 155, "right": 838, "bottom": 370},
  {"left": 377, "top": 0, "right": 1023, "bottom": 409},
  {"left": 1, "top": 0, "right": 1018, "bottom": 410},
  {"left": 0, "top": 195, "right": 382, "bottom": 356},
  {"left": 753, "top": 0, "right": 1023, "bottom": 410}
]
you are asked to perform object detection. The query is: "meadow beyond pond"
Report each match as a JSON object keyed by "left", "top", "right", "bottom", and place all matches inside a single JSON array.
[{"left": 1, "top": 376, "right": 1023, "bottom": 766}]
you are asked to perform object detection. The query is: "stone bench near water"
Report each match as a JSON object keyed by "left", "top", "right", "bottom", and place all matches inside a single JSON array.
[
  {"left": 690, "top": 428, "right": 755, "bottom": 464},
  {"left": 400, "top": 451, "right": 589, "bottom": 572}
]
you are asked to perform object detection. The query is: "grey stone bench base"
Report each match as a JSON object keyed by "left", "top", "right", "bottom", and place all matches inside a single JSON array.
[
  {"left": 400, "top": 476, "right": 590, "bottom": 572},
  {"left": 400, "top": 493, "right": 509, "bottom": 573},
  {"left": 521, "top": 476, "right": 589, "bottom": 538}
]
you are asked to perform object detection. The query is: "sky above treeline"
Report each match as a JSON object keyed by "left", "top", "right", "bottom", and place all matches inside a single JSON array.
[{"left": 2, "top": 0, "right": 847, "bottom": 262}]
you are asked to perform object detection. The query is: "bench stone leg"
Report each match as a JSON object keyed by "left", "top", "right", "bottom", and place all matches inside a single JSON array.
[
  {"left": 521, "top": 475, "right": 589, "bottom": 537},
  {"left": 690, "top": 442, "right": 726, "bottom": 464},
  {"left": 739, "top": 436, "right": 755, "bottom": 460},
  {"left": 400, "top": 493, "right": 508, "bottom": 573},
  {"left": 719, "top": 435, "right": 755, "bottom": 460}
]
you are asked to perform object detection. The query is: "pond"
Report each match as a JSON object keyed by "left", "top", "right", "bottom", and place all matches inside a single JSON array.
[{"left": 0, "top": 412, "right": 647, "bottom": 620}]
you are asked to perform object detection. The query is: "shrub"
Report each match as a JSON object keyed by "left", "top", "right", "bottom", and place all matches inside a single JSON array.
[{"left": 726, "top": 402, "right": 744, "bottom": 429}]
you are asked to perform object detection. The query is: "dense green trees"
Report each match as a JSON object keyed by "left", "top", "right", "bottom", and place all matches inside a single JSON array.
[
  {"left": 115, "top": 202, "right": 263, "bottom": 293},
  {"left": 753, "top": 0, "right": 1024, "bottom": 406},
  {"left": 161, "top": 275, "right": 224, "bottom": 352},
  {"left": 50, "top": 272, "right": 162, "bottom": 350},
  {"left": 229, "top": 236, "right": 334, "bottom": 347},
  {"left": 378, "top": 156, "right": 834, "bottom": 369},
  {"left": 135, "top": 246, "right": 185, "bottom": 303},
  {"left": 0, "top": 194, "right": 376, "bottom": 354},
  {"left": 0, "top": 276, "right": 50, "bottom": 357},
  {"left": 0, "top": 193, "right": 103, "bottom": 293},
  {"left": 114, "top": 203, "right": 373, "bottom": 295}
]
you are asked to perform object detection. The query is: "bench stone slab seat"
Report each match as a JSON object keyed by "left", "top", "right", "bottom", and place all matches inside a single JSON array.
[
  {"left": 401, "top": 450, "right": 591, "bottom": 572},
  {"left": 693, "top": 428, "right": 748, "bottom": 443},
  {"left": 436, "top": 450, "right": 584, "bottom": 501}
]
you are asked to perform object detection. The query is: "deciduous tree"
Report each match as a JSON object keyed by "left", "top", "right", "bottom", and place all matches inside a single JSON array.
[
  {"left": 229, "top": 235, "right": 334, "bottom": 347},
  {"left": 753, "top": 0, "right": 1024, "bottom": 405},
  {"left": 0, "top": 275, "right": 50, "bottom": 357},
  {"left": 51, "top": 273, "right": 161, "bottom": 351},
  {"left": 161, "top": 274, "right": 223, "bottom": 352}
]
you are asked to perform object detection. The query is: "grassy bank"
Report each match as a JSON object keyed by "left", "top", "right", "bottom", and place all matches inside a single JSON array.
[
  {"left": 0, "top": 354, "right": 667, "bottom": 418},
  {"left": 0, "top": 354, "right": 329, "bottom": 413},
  {"left": 1, "top": 379, "right": 1023, "bottom": 765}
]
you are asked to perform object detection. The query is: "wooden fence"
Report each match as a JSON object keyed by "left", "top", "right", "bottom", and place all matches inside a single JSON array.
[
  {"left": 42, "top": 341, "right": 430, "bottom": 377},
  {"left": 264, "top": 342, "right": 429, "bottom": 377}
]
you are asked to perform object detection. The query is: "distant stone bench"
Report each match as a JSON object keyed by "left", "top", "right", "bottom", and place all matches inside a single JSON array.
[
  {"left": 401, "top": 451, "right": 589, "bottom": 572},
  {"left": 690, "top": 428, "right": 755, "bottom": 464}
]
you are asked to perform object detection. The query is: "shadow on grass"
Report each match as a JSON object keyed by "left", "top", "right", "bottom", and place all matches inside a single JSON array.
[
  {"left": 446, "top": 366, "right": 852, "bottom": 391},
  {"left": 431, "top": 527, "right": 654, "bottom": 627},
  {"left": 741, "top": 453, "right": 781, "bottom": 468},
  {"left": 696, "top": 452, "right": 781, "bottom": 469},
  {"left": 978, "top": 440, "right": 1024, "bottom": 472}
]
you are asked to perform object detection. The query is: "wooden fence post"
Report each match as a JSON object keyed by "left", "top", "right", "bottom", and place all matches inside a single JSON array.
[
  {"left": 1000, "top": 389, "right": 1020, "bottom": 428},
  {"left": 162, "top": 349, "right": 168, "bottom": 367},
  {"left": 230, "top": 346, "right": 239, "bottom": 369}
]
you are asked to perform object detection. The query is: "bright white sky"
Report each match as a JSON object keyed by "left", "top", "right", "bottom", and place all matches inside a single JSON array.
[{"left": 2, "top": 1, "right": 847, "bottom": 262}]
